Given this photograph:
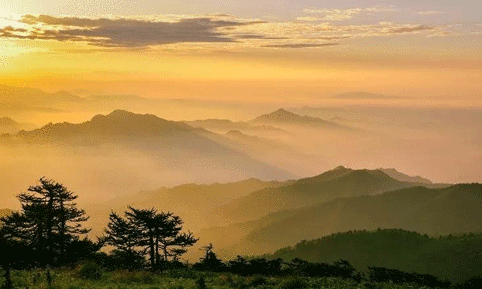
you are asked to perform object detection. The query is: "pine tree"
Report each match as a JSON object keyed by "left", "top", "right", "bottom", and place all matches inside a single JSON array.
[
  {"left": 0, "top": 178, "right": 90, "bottom": 265},
  {"left": 104, "top": 207, "right": 198, "bottom": 270}
]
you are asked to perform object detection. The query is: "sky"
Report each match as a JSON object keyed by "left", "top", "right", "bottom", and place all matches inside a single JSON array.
[{"left": 0, "top": 0, "right": 481, "bottom": 104}]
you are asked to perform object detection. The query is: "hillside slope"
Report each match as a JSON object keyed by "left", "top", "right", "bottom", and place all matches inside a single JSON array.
[
  {"left": 265, "top": 229, "right": 482, "bottom": 283},
  {"left": 214, "top": 166, "right": 425, "bottom": 223},
  {"left": 222, "top": 184, "right": 482, "bottom": 257},
  {"left": 1, "top": 110, "right": 295, "bottom": 183},
  {"left": 251, "top": 108, "right": 344, "bottom": 129}
]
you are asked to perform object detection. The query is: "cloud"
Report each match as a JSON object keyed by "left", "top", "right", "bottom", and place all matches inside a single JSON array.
[
  {"left": 418, "top": 11, "right": 446, "bottom": 16},
  {"left": 381, "top": 24, "right": 434, "bottom": 34},
  {"left": 3, "top": 14, "right": 265, "bottom": 47},
  {"left": 0, "top": 12, "right": 447, "bottom": 50},
  {"left": 302, "top": 7, "right": 396, "bottom": 21},
  {"left": 262, "top": 43, "right": 338, "bottom": 49},
  {"left": 296, "top": 16, "right": 323, "bottom": 22}
]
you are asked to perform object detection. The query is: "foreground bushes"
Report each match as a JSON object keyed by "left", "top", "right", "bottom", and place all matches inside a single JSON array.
[
  {"left": 77, "top": 262, "right": 102, "bottom": 280},
  {"left": 0, "top": 269, "right": 458, "bottom": 289}
]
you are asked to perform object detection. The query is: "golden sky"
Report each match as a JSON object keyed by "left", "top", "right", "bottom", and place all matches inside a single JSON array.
[{"left": 0, "top": 1, "right": 481, "bottom": 104}]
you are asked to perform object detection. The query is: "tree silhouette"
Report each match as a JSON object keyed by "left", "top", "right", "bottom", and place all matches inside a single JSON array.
[
  {"left": 194, "top": 243, "right": 225, "bottom": 272},
  {"left": 0, "top": 233, "right": 17, "bottom": 289},
  {"left": 104, "top": 206, "right": 197, "bottom": 271},
  {"left": 104, "top": 211, "right": 141, "bottom": 255},
  {"left": 0, "top": 177, "right": 90, "bottom": 266}
]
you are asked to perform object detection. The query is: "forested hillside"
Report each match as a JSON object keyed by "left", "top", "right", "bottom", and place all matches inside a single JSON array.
[{"left": 266, "top": 229, "right": 482, "bottom": 283}]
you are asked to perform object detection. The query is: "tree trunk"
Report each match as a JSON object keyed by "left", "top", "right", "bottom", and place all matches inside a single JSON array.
[
  {"left": 59, "top": 200, "right": 66, "bottom": 263},
  {"left": 46, "top": 196, "right": 54, "bottom": 265},
  {"left": 163, "top": 244, "right": 169, "bottom": 262},
  {"left": 3, "top": 264, "right": 13, "bottom": 289},
  {"left": 149, "top": 229, "right": 155, "bottom": 271},
  {"left": 155, "top": 233, "right": 160, "bottom": 270}
]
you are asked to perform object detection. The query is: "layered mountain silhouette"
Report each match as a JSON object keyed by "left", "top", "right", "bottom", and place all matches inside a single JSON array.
[
  {"left": 265, "top": 229, "right": 482, "bottom": 283},
  {"left": 213, "top": 166, "right": 431, "bottom": 223},
  {"left": 0, "top": 117, "right": 35, "bottom": 134},
  {"left": 218, "top": 184, "right": 481, "bottom": 257},
  {"left": 185, "top": 119, "right": 284, "bottom": 134},
  {"left": 379, "top": 168, "right": 432, "bottom": 184},
  {"left": 225, "top": 130, "right": 290, "bottom": 151},
  {"left": 7, "top": 109, "right": 199, "bottom": 143},
  {"left": 1, "top": 110, "right": 295, "bottom": 182},
  {"left": 0, "top": 85, "right": 86, "bottom": 111},
  {"left": 99, "top": 178, "right": 292, "bottom": 232},
  {"left": 0, "top": 85, "right": 153, "bottom": 114},
  {"left": 250, "top": 108, "right": 347, "bottom": 129}
]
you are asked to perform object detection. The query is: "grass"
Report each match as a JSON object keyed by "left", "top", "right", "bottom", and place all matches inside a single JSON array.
[{"left": 1, "top": 269, "right": 444, "bottom": 289}]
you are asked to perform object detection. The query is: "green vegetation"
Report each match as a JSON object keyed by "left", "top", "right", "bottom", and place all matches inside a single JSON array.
[
  {"left": 0, "top": 269, "right": 456, "bottom": 289},
  {"left": 214, "top": 183, "right": 482, "bottom": 258},
  {"left": 265, "top": 229, "right": 482, "bottom": 283}
]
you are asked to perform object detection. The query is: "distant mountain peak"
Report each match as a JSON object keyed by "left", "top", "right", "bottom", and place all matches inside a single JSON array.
[
  {"left": 50, "top": 90, "right": 85, "bottom": 102},
  {"left": 252, "top": 108, "right": 336, "bottom": 126},
  {"left": 262, "top": 108, "right": 300, "bottom": 120},
  {"left": 273, "top": 108, "right": 292, "bottom": 114},
  {"left": 0, "top": 117, "right": 17, "bottom": 125},
  {"left": 9, "top": 110, "right": 199, "bottom": 142},
  {"left": 106, "top": 109, "right": 138, "bottom": 117},
  {"left": 226, "top": 130, "right": 244, "bottom": 136}
]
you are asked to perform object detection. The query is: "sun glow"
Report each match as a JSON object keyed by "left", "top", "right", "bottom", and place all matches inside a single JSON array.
[{"left": 0, "top": 7, "right": 21, "bottom": 27}]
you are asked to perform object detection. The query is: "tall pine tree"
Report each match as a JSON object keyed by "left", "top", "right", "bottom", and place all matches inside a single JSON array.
[
  {"left": 104, "top": 207, "right": 197, "bottom": 270},
  {"left": 1, "top": 177, "right": 90, "bottom": 265}
]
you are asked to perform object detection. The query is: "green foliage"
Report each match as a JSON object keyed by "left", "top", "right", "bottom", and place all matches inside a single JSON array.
[
  {"left": 248, "top": 275, "right": 269, "bottom": 287},
  {"left": 111, "top": 271, "right": 156, "bottom": 284},
  {"left": 266, "top": 229, "right": 482, "bottom": 283},
  {"left": 166, "top": 268, "right": 200, "bottom": 279},
  {"left": 277, "top": 277, "right": 307, "bottom": 289},
  {"left": 0, "top": 269, "right": 464, "bottom": 289},
  {"left": 77, "top": 262, "right": 102, "bottom": 280},
  {"left": 194, "top": 243, "right": 226, "bottom": 272},
  {"left": 195, "top": 276, "right": 207, "bottom": 289}
]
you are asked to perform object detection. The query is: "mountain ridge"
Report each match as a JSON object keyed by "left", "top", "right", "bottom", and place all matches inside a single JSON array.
[
  {"left": 250, "top": 108, "right": 347, "bottom": 129},
  {"left": 213, "top": 166, "right": 429, "bottom": 223},
  {"left": 217, "top": 184, "right": 481, "bottom": 258}
]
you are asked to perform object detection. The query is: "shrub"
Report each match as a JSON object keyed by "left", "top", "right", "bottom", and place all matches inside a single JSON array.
[
  {"left": 77, "top": 262, "right": 102, "bottom": 280},
  {"left": 277, "top": 278, "right": 307, "bottom": 289},
  {"left": 166, "top": 268, "right": 199, "bottom": 279},
  {"left": 112, "top": 271, "right": 156, "bottom": 284},
  {"left": 67, "top": 285, "right": 86, "bottom": 289},
  {"left": 249, "top": 275, "right": 269, "bottom": 287},
  {"left": 196, "top": 276, "right": 207, "bottom": 289}
]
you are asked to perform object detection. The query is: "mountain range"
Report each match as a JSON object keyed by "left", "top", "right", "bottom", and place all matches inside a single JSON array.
[
  {"left": 0, "top": 117, "right": 35, "bottom": 134},
  {"left": 96, "top": 178, "right": 293, "bottom": 232},
  {"left": 185, "top": 119, "right": 285, "bottom": 134},
  {"left": 251, "top": 108, "right": 347, "bottom": 129},
  {"left": 212, "top": 166, "right": 436, "bottom": 223},
  {"left": 1, "top": 110, "right": 294, "bottom": 181},
  {"left": 213, "top": 183, "right": 481, "bottom": 258},
  {"left": 379, "top": 168, "right": 432, "bottom": 184}
]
